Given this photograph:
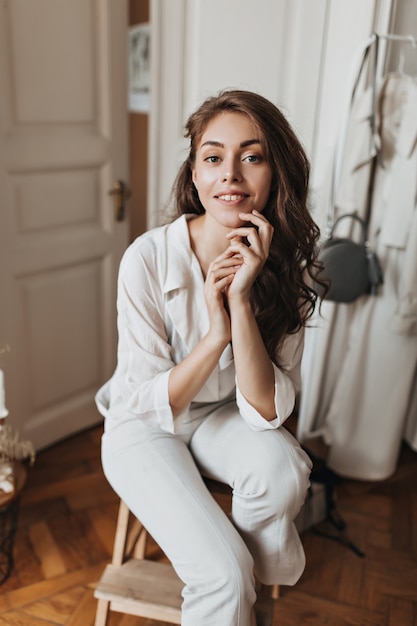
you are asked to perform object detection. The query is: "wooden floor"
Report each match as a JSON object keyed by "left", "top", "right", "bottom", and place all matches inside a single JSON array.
[{"left": 0, "top": 421, "right": 416, "bottom": 625}]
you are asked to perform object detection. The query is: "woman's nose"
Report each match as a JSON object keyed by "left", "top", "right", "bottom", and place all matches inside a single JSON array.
[{"left": 221, "top": 158, "right": 242, "bottom": 182}]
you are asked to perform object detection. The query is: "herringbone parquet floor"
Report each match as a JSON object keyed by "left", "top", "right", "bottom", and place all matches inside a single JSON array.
[{"left": 0, "top": 419, "right": 416, "bottom": 625}]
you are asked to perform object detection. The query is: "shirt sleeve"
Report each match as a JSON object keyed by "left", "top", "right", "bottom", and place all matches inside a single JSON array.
[
  {"left": 109, "top": 241, "right": 181, "bottom": 433},
  {"left": 235, "top": 328, "right": 304, "bottom": 431}
]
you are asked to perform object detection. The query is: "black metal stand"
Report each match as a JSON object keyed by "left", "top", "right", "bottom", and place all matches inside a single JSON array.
[
  {"left": 0, "top": 495, "right": 20, "bottom": 584},
  {"left": 304, "top": 445, "right": 365, "bottom": 558}
]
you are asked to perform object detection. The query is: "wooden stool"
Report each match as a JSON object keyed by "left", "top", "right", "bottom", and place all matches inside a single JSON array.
[{"left": 94, "top": 480, "right": 279, "bottom": 625}]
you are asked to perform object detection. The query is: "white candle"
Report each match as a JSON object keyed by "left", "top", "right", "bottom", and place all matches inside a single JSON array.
[{"left": 0, "top": 369, "right": 9, "bottom": 418}]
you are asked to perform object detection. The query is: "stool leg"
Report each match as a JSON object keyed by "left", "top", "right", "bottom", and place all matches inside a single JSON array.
[
  {"left": 255, "top": 585, "right": 276, "bottom": 626},
  {"left": 133, "top": 527, "right": 148, "bottom": 559},
  {"left": 112, "top": 500, "right": 130, "bottom": 566},
  {"left": 94, "top": 598, "right": 110, "bottom": 626},
  {"left": 271, "top": 584, "right": 280, "bottom": 599}
]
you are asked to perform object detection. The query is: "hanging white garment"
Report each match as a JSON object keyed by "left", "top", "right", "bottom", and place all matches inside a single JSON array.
[{"left": 298, "top": 72, "right": 417, "bottom": 481}]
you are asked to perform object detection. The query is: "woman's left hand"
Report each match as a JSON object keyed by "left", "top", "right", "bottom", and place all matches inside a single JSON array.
[{"left": 225, "top": 210, "right": 274, "bottom": 301}]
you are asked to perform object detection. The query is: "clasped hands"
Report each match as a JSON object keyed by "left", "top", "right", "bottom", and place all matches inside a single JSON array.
[{"left": 204, "top": 210, "right": 274, "bottom": 344}]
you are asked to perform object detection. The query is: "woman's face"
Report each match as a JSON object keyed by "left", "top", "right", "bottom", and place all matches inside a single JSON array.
[{"left": 191, "top": 112, "right": 272, "bottom": 229}]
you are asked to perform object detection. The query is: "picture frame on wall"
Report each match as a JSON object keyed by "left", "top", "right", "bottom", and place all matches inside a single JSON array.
[{"left": 128, "top": 23, "right": 150, "bottom": 113}]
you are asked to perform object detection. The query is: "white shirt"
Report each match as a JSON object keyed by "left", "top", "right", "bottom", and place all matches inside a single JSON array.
[{"left": 96, "top": 215, "right": 304, "bottom": 433}]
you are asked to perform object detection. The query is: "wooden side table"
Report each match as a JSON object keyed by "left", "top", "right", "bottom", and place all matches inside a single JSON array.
[{"left": 0, "top": 461, "right": 27, "bottom": 584}]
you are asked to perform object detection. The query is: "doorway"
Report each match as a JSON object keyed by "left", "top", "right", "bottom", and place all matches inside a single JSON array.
[{"left": 129, "top": 0, "right": 150, "bottom": 241}]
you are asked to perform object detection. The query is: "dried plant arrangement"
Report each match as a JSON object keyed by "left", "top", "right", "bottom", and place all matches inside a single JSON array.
[
  {"left": 0, "top": 346, "right": 35, "bottom": 495},
  {"left": 0, "top": 422, "right": 36, "bottom": 466}
]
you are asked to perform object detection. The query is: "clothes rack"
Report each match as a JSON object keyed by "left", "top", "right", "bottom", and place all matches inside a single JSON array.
[
  {"left": 299, "top": 31, "right": 417, "bottom": 481},
  {"left": 327, "top": 31, "right": 417, "bottom": 237}
]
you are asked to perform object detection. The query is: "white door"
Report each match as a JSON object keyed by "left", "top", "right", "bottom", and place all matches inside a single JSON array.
[{"left": 0, "top": 0, "right": 129, "bottom": 450}]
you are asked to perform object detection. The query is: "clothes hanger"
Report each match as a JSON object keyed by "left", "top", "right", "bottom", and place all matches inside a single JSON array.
[
  {"left": 382, "top": 33, "right": 417, "bottom": 81},
  {"left": 375, "top": 32, "right": 417, "bottom": 47}
]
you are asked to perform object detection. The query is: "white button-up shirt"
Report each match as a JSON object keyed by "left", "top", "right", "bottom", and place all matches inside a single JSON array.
[{"left": 96, "top": 215, "right": 304, "bottom": 433}]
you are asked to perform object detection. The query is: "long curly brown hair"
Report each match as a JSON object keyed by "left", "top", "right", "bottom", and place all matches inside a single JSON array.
[{"left": 172, "top": 89, "right": 325, "bottom": 363}]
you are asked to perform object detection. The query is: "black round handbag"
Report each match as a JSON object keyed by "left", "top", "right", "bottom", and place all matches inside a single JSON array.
[{"left": 316, "top": 213, "right": 383, "bottom": 303}]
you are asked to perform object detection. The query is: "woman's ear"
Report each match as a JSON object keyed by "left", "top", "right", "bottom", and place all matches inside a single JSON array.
[{"left": 191, "top": 169, "right": 198, "bottom": 189}]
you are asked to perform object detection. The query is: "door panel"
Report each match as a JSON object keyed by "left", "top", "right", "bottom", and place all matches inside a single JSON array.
[
  {"left": 21, "top": 262, "right": 101, "bottom": 410},
  {"left": 9, "top": 0, "right": 95, "bottom": 123},
  {"left": 14, "top": 170, "right": 98, "bottom": 231},
  {"left": 0, "top": 0, "right": 129, "bottom": 449}
]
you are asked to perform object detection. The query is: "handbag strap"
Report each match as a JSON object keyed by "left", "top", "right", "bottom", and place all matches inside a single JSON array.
[
  {"left": 326, "top": 33, "right": 381, "bottom": 238},
  {"left": 330, "top": 213, "right": 367, "bottom": 244}
]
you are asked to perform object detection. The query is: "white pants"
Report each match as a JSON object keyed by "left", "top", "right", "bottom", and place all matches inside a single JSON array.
[{"left": 102, "top": 402, "right": 312, "bottom": 626}]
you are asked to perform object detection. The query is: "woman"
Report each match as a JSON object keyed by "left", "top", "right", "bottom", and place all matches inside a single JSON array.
[{"left": 96, "top": 89, "right": 323, "bottom": 626}]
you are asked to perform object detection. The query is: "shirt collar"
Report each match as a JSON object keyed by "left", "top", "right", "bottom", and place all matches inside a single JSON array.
[{"left": 164, "top": 214, "right": 198, "bottom": 293}]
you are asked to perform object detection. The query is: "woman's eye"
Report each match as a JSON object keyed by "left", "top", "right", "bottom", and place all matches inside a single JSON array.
[
  {"left": 204, "top": 156, "right": 220, "bottom": 163},
  {"left": 244, "top": 154, "right": 261, "bottom": 163}
]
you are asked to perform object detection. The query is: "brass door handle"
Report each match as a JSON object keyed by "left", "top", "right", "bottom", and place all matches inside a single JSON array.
[{"left": 109, "top": 180, "right": 131, "bottom": 221}]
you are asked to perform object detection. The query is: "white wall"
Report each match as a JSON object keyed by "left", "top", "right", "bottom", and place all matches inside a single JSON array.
[{"left": 148, "top": 0, "right": 392, "bottom": 231}]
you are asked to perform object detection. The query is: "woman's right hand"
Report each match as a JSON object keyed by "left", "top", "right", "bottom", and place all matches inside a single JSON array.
[
  {"left": 204, "top": 252, "right": 242, "bottom": 347},
  {"left": 169, "top": 252, "right": 241, "bottom": 418}
]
